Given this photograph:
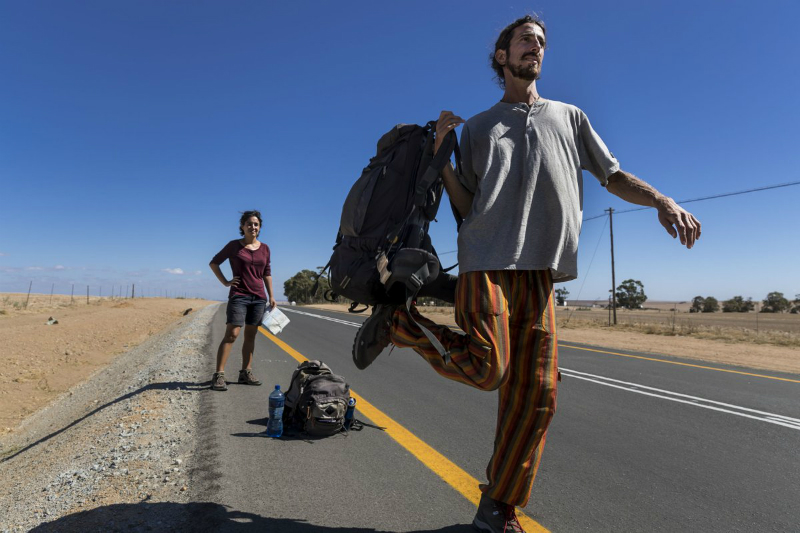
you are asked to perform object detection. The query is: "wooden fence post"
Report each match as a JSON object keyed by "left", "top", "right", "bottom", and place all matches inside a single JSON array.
[{"left": 25, "top": 281, "right": 33, "bottom": 309}]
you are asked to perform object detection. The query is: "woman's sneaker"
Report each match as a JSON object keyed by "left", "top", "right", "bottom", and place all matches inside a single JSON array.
[
  {"left": 238, "top": 369, "right": 262, "bottom": 386},
  {"left": 472, "top": 494, "right": 525, "bottom": 532},
  {"left": 211, "top": 372, "right": 227, "bottom": 391}
]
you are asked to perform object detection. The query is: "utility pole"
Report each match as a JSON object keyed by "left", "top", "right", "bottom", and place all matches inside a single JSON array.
[{"left": 607, "top": 208, "right": 618, "bottom": 325}]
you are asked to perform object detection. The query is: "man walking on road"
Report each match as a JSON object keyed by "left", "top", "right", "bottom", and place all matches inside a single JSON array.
[{"left": 354, "top": 14, "right": 701, "bottom": 532}]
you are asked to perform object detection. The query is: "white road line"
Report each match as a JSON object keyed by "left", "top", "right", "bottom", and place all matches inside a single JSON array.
[
  {"left": 560, "top": 368, "right": 800, "bottom": 431},
  {"left": 281, "top": 307, "right": 362, "bottom": 327},
  {"left": 281, "top": 308, "right": 800, "bottom": 432}
]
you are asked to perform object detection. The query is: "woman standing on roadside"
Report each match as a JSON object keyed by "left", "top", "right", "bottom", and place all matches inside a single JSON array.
[{"left": 209, "top": 210, "right": 276, "bottom": 391}]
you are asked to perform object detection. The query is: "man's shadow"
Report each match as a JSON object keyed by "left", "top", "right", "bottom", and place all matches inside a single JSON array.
[{"left": 29, "top": 501, "right": 474, "bottom": 532}]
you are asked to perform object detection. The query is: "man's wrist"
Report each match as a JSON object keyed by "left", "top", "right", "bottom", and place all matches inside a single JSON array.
[{"left": 653, "top": 194, "right": 671, "bottom": 210}]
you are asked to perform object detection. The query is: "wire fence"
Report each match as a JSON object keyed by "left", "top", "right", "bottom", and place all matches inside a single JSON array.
[{"left": 0, "top": 282, "right": 200, "bottom": 313}]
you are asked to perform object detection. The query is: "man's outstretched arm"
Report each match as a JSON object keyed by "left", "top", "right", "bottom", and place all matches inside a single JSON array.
[{"left": 606, "top": 170, "right": 701, "bottom": 249}]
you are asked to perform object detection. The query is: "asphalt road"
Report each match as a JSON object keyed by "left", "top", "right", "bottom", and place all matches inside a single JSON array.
[{"left": 192, "top": 304, "right": 800, "bottom": 532}]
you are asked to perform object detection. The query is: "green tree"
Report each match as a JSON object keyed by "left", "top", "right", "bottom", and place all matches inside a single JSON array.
[
  {"left": 761, "top": 291, "right": 791, "bottom": 313},
  {"left": 690, "top": 296, "right": 705, "bottom": 313},
  {"left": 722, "top": 295, "right": 755, "bottom": 313},
  {"left": 283, "top": 269, "right": 331, "bottom": 304},
  {"left": 792, "top": 294, "right": 800, "bottom": 314},
  {"left": 702, "top": 296, "right": 719, "bottom": 313},
  {"left": 555, "top": 288, "right": 570, "bottom": 306},
  {"left": 615, "top": 279, "right": 647, "bottom": 310}
]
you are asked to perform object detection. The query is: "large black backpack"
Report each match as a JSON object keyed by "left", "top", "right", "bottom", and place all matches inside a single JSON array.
[
  {"left": 283, "top": 360, "right": 351, "bottom": 437},
  {"left": 319, "top": 122, "right": 462, "bottom": 361}
]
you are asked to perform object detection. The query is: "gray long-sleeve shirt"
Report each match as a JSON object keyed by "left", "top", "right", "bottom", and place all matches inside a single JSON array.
[{"left": 456, "top": 99, "right": 619, "bottom": 282}]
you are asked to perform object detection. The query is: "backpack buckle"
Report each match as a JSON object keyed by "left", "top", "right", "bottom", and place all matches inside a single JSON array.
[{"left": 377, "top": 252, "right": 391, "bottom": 284}]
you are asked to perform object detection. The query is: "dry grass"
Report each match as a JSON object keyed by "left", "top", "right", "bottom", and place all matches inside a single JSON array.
[
  {"left": 1, "top": 293, "right": 160, "bottom": 318},
  {"left": 0, "top": 294, "right": 212, "bottom": 435},
  {"left": 309, "top": 302, "right": 800, "bottom": 348},
  {"left": 316, "top": 302, "right": 800, "bottom": 349},
  {"left": 410, "top": 304, "right": 800, "bottom": 347},
  {"left": 305, "top": 302, "right": 800, "bottom": 374},
  {"left": 557, "top": 308, "right": 800, "bottom": 348}
]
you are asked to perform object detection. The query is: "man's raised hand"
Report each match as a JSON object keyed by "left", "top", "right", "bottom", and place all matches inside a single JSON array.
[
  {"left": 656, "top": 198, "right": 701, "bottom": 249},
  {"left": 434, "top": 110, "right": 465, "bottom": 154}
]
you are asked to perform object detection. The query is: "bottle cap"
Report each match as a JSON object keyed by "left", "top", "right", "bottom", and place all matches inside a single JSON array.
[{"left": 274, "top": 385, "right": 280, "bottom": 390}]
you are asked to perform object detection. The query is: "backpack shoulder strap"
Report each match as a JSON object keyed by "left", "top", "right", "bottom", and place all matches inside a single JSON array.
[
  {"left": 413, "top": 128, "right": 461, "bottom": 207},
  {"left": 404, "top": 290, "right": 450, "bottom": 364}
]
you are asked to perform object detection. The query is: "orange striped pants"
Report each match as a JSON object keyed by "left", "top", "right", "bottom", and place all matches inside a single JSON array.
[{"left": 390, "top": 270, "right": 558, "bottom": 506}]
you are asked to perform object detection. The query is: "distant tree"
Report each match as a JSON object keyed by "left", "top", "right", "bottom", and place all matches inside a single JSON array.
[
  {"left": 761, "top": 291, "right": 791, "bottom": 313},
  {"left": 615, "top": 279, "right": 647, "bottom": 310},
  {"left": 722, "top": 295, "right": 755, "bottom": 313},
  {"left": 283, "top": 269, "right": 331, "bottom": 305},
  {"left": 702, "top": 296, "right": 719, "bottom": 313},
  {"left": 792, "top": 294, "right": 800, "bottom": 314},
  {"left": 690, "top": 296, "right": 705, "bottom": 313},
  {"left": 555, "top": 288, "right": 570, "bottom": 306}
]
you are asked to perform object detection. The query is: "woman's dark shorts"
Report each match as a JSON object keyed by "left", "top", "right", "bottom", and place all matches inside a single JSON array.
[{"left": 226, "top": 294, "right": 267, "bottom": 326}]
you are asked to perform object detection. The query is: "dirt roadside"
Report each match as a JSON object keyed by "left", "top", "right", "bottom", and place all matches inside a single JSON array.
[
  {"left": 304, "top": 303, "right": 800, "bottom": 375},
  {"left": 0, "top": 295, "right": 213, "bottom": 436}
]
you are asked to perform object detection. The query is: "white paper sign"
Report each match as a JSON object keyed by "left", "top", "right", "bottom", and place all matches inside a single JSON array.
[{"left": 262, "top": 306, "right": 290, "bottom": 334}]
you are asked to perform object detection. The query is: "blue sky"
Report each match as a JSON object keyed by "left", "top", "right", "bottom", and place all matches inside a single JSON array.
[{"left": 1, "top": 0, "right": 798, "bottom": 304}]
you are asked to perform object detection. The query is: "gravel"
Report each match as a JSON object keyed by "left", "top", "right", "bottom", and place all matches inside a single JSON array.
[{"left": 0, "top": 304, "right": 220, "bottom": 532}]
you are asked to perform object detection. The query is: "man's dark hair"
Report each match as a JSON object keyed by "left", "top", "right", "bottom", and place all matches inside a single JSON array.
[
  {"left": 239, "top": 210, "right": 263, "bottom": 236},
  {"left": 490, "top": 14, "right": 547, "bottom": 89}
]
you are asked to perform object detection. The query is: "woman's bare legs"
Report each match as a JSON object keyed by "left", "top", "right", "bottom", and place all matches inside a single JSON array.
[
  {"left": 241, "top": 324, "right": 259, "bottom": 370},
  {"left": 215, "top": 323, "right": 241, "bottom": 373}
]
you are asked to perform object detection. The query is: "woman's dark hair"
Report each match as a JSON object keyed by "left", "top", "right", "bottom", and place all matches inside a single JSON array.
[
  {"left": 489, "top": 14, "right": 547, "bottom": 89},
  {"left": 239, "top": 210, "right": 263, "bottom": 236}
]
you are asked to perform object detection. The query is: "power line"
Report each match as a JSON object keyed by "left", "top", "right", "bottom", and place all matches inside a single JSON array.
[
  {"left": 584, "top": 180, "right": 800, "bottom": 222},
  {"left": 564, "top": 214, "right": 609, "bottom": 326},
  {"left": 438, "top": 179, "right": 800, "bottom": 255}
]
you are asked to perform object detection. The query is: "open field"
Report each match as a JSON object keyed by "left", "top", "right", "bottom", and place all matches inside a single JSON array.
[
  {"left": 0, "top": 293, "right": 212, "bottom": 435},
  {"left": 557, "top": 307, "right": 800, "bottom": 348},
  {"left": 1, "top": 292, "right": 151, "bottom": 316},
  {"left": 562, "top": 303, "right": 800, "bottom": 333},
  {"left": 304, "top": 303, "right": 800, "bottom": 375}
]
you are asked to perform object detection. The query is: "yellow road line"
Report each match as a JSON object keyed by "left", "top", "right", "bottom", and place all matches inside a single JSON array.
[
  {"left": 560, "top": 343, "right": 800, "bottom": 384},
  {"left": 258, "top": 327, "right": 549, "bottom": 533}
]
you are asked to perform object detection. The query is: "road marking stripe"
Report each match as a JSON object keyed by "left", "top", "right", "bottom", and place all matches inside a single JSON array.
[
  {"left": 559, "top": 343, "right": 800, "bottom": 384},
  {"left": 282, "top": 307, "right": 362, "bottom": 327},
  {"left": 560, "top": 368, "right": 800, "bottom": 431},
  {"left": 258, "top": 326, "right": 549, "bottom": 533}
]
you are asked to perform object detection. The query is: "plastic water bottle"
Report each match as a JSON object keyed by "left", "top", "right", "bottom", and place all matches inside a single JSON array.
[
  {"left": 266, "top": 385, "right": 284, "bottom": 438},
  {"left": 344, "top": 397, "right": 356, "bottom": 429}
]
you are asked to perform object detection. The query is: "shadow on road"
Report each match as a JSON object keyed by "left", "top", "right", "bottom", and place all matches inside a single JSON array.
[
  {"left": 1, "top": 380, "right": 209, "bottom": 463},
  {"left": 29, "top": 501, "right": 474, "bottom": 532},
  {"left": 230, "top": 417, "right": 384, "bottom": 441}
]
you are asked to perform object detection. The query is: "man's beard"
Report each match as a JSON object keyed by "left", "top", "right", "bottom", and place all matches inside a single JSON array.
[{"left": 507, "top": 58, "right": 540, "bottom": 82}]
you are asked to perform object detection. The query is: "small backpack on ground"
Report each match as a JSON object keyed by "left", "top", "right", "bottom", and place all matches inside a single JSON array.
[
  {"left": 317, "top": 123, "right": 463, "bottom": 362},
  {"left": 283, "top": 360, "right": 351, "bottom": 437}
]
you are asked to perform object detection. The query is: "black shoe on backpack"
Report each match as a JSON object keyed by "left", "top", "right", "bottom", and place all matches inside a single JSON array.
[{"left": 352, "top": 304, "right": 396, "bottom": 370}]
